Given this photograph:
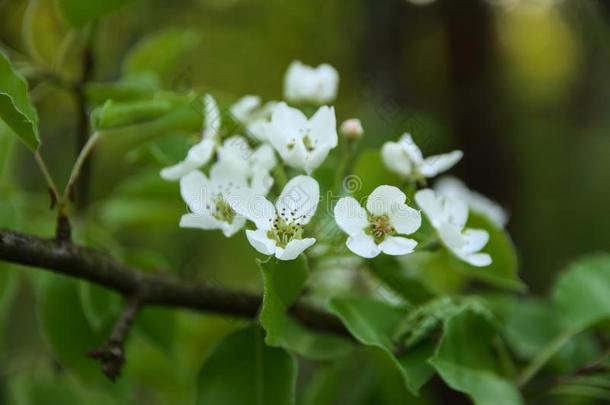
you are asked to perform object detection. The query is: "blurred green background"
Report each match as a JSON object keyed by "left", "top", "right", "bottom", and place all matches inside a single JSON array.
[{"left": 1, "top": 0, "right": 610, "bottom": 403}]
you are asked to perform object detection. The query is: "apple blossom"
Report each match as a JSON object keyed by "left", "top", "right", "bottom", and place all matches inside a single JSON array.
[
  {"left": 263, "top": 102, "right": 338, "bottom": 174},
  {"left": 381, "top": 133, "right": 463, "bottom": 182},
  {"left": 161, "top": 94, "right": 221, "bottom": 181},
  {"left": 179, "top": 161, "right": 251, "bottom": 238},
  {"left": 284, "top": 61, "right": 339, "bottom": 105},
  {"left": 230, "top": 175, "right": 319, "bottom": 261},
  {"left": 415, "top": 188, "right": 492, "bottom": 267},
  {"left": 334, "top": 185, "right": 421, "bottom": 258}
]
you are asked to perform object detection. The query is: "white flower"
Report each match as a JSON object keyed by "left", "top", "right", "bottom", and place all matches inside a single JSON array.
[
  {"left": 435, "top": 176, "right": 508, "bottom": 228},
  {"left": 381, "top": 133, "right": 463, "bottom": 181},
  {"left": 340, "top": 118, "right": 364, "bottom": 140},
  {"left": 217, "top": 135, "right": 277, "bottom": 195},
  {"left": 284, "top": 61, "right": 339, "bottom": 105},
  {"left": 415, "top": 189, "right": 492, "bottom": 267},
  {"left": 161, "top": 94, "right": 221, "bottom": 181},
  {"left": 179, "top": 161, "right": 250, "bottom": 238},
  {"left": 263, "top": 102, "right": 338, "bottom": 174},
  {"left": 334, "top": 185, "right": 421, "bottom": 259},
  {"left": 230, "top": 176, "right": 319, "bottom": 261},
  {"left": 230, "top": 95, "right": 276, "bottom": 141}
]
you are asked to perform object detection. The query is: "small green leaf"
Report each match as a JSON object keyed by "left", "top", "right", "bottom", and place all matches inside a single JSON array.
[
  {"left": 0, "top": 51, "right": 40, "bottom": 150},
  {"left": 552, "top": 254, "right": 610, "bottom": 330},
  {"left": 369, "top": 255, "right": 436, "bottom": 305},
  {"left": 196, "top": 324, "right": 296, "bottom": 405},
  {"left": 91, "top": 98, "right": 174, "bottom": 130},
  {"left": 85, "top": 72, "right": 162, "bottom": 105},
  {"left": 57, "top": 0, "right": 133, "bottom": 27},
  {"left": 328, "top": 296, "right": 436, "bottom": 394},
  {"left": 22, "top": 0, "right": 68, "bottom": 67},
  {"left": 258, "top": 257, "right": 352, "bottom": 360},
  {"left": 122, "top": 29, "right": 199, "bottom": 84},
  {"left": 430, "top": 308, "right": 523, "bottom": 405}
]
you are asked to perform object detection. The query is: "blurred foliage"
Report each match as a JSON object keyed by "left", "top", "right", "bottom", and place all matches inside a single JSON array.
[{"left": 1, "top": 0, "right": 610, "bottom": 404}]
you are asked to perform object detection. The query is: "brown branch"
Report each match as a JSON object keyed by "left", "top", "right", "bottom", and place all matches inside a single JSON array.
[
  {"left": 0, "top": 228, "right": 350, "bottom": 337},
  {"left": 89, "top": 295, "right": 141, "bottom": 380}
]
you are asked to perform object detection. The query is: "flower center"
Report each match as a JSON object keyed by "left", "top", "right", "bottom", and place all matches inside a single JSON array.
[
  {"left": 367, "top": 214, "right": 395, "bottom": 243},
  {"left": 267, "top": 209, "right": 305, "bottom": 248},
  {"left": 210, "top": 196, "right": 236, "bottom": 224}
]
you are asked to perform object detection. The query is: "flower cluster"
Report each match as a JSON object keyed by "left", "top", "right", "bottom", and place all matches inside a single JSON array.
[{"left": 163, "top": 61, "right": 506, "bottom": 266}]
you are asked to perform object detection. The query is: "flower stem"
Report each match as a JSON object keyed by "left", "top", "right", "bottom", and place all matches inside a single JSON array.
[{"left": 62, "top": 131, "right": 102, "bottom": 205}]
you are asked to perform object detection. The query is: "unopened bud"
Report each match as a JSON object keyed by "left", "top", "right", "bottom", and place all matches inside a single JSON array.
[{"left": 340, "top": 118, "right": 364, "bottom": 140}]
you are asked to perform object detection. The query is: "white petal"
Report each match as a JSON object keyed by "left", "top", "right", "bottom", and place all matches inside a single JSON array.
[
  {"left": 276, "top": 176, "right": 320, "bottom": 225},
  {"left": 366, "top": 185, "right": 407, "bottom": 216},
  {"left": 221, "top": 216, "right": 246, "bottom": 238},
  {"left": 250, "top": 171, "right": 274, "bottom": 196},
  {"left": 389, "top": 204, "right": 421, "bottom": 235},
  {"left": 381, "top": 142, "right": 413, "bottom": 177},
  {"left": 203, "top": 94, "right": 221, "bottom": 139},
  {"left": 420, "top": 150, "right": 463, "bottom": 177},
  {"left": 180, "top": 170, "right": 209, "bottom": 214},
  {"left": 304, "top": 145, "right": 331, "bottom": 174},
  {"left": 379, "top": 236, "right": 417, "bottom": 256},
  {"left": 275, "top": 238, "right": 316, "bottom": 261},
  {"left": 308, "top": 106, "right": 338, "bottom": 148},
  {"left": 415, "top": 189, "right": 442, "bottom": 225},
  {"left": 209, "top": 160, "right": 248, "bottom": 190},
  {"left": 228, "top": 188, "right": 275, "bottom": 231},
  {"left": 272, "top": 102, "right": 308, "bottom": 134},
  {"left": 398, "top": 133, "right": 424, "bottom": 165},
  {"left": 250, "top": 143, "right": 277, "bottom": 172},
  {"left": 463, "top": 253, "right": 492, "bottom": 267},
  {"left": 346, "top": 234, "right": 381, "bottom": 259},
  {"left": 334, "top": 197, "right": 368, "bottom": 236},
  {"left": 246, "top": 229, "right": 277, "bottom": 256},
  {"left": 160, "top": 139, "right": 215, "bottom": 181},
  {"left": 217, "top": 135, "right": 252, "bottom": 173},
  {"left": 445, "top": 196, "right": 469, "bottom": 229},
  {"left": 438, "top": 222, "right": 468, "bottom": 252},
  {"left": 460, "top": 228, "right": 490, "bottom": 255},
  {"left": 230, "top": 95, "right": 261, "bottom": 123},
  {"left": 179, "top": 213, "right": 222, "bottom": 230},
  {"left": 266, "top": 124, "right": 308, "bottom": 171},
  {"left": 247, "top": 121, "right": 269, "bottom": 142}
]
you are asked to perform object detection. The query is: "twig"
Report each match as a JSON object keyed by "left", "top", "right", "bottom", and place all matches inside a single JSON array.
[
  {"left": 89, "top": 296, "right": 142, "bottom": 381},
  {"left": 61, "top": 131, "right": 102, "bottom": 207},
  {"left": 0, "top": 228, "right": 350, "bottom": 337}
]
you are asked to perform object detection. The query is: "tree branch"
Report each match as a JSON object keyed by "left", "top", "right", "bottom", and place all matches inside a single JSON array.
[
  {"left": 88, "top": 295, "right": 141, "bottom": 380},
  {"left": 0, "top": 228, "right": 350, "bottom": 338}
]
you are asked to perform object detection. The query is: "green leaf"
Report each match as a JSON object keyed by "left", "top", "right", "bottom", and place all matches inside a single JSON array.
[
  {"left": 85, "top": 72, "right": 162, "bottom": 105},
  {"left": 258, "top": 257, "right": 352, "bottom": 360},
  {"left": 196, "top": 324, "right": 296, "bottom": 405},
  {"left": 91, "top": 98, "right": 174, "bottom": 130},
  {"left": 122, "top": 29, "right": 199, "bottom": 84},
  {"left": 22, "top": 0, "right": 68, "bottom": 67},
  {"left": 368, "top": 255, "right": 436, "bottom": 305},
  {"left": 78, "top": 281, "right": 122, "bottom": 331},
  {"left": 328, "top": 296, "right": 436, "bottom": 394},
  {"left": 57, "top": 0, "right": 133, "bottom": 27},
  {"left": 430, "top": 308, "right": 523, "bottom": 405},
  {"left": 38, "top": 275, "right": 116, "bottom": 386},
  {"left": 0, "top": 51, "right": 40, "bottom": 150},
  {"left": 552, "top": 254, "right": 610, "bottom": 330}
]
